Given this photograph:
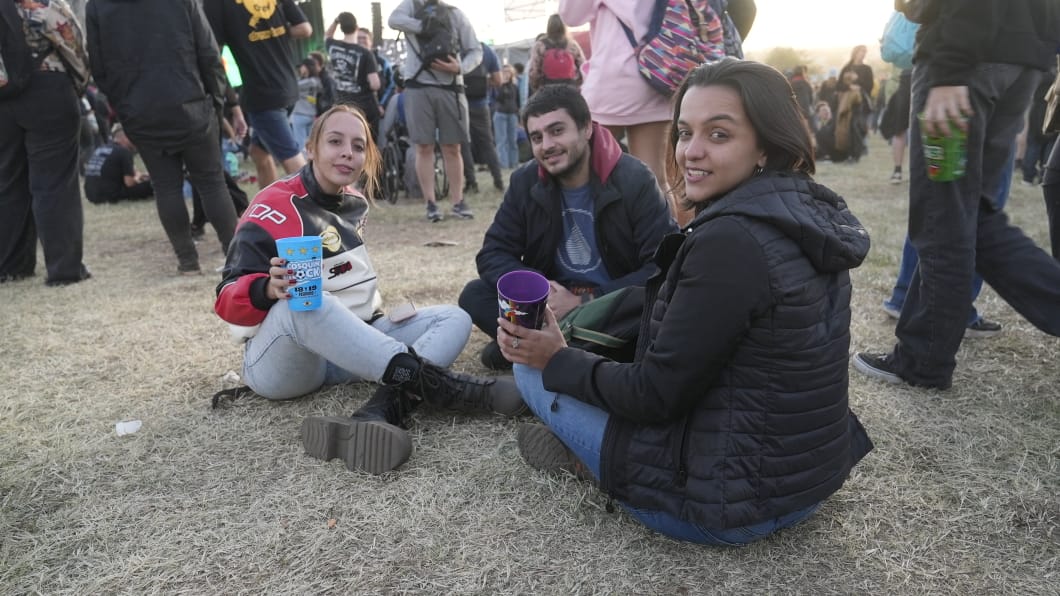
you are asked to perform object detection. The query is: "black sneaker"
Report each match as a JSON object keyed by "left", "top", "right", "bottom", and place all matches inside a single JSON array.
[
  {"left": 493, "top": 179, "right": 504, "bottom": 191},
  {"left": 426, "top": 202, "right": 443, "bottom": 223},
  {"left": 479, "top": 341, "right": 513, "bottom": 371},
  {"left": 190, "top": 224, "right": 206, "bottom": 240},
  {"left": 965, "top": 317, "right": 1002, "bottom": 338},
  {"left": 852, "top": 352, "right": 904, "bottom": 385},
  {"left": 300, "top": 415, "right": 412, "bottom": 474},
  {"left": 464, "top": 181, "right": 479, "bottom": 194},
  {"left": 517, "top": 423, "right": 593, "bottom": 482},
  {"left": 451, "top": 201, "right": 474, "bottom": 219}
]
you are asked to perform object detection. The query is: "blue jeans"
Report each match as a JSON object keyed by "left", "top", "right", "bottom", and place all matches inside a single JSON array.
[
  {"left": 243, "top": 296, "right": 471, "bottom": 400},
  {"left": 513, "top": 364, "right": 821, "bottom": 546},
  {"left": 884, "top": 146, "right": 1018, "bottom": 325},
  {"left": 289, "top": 112, "right": 315, "bottom": 156},
  {"left": 247, "top": 108, "right": 302, "bottom": 162},
  {"left": 892, "top": 63, "right": 1060, "bottom": 387},
  {"left": 493, "top": 112, "right": 519, "bottom": 169}
]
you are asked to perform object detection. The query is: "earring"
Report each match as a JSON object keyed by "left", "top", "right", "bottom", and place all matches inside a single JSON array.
[{"left": 753, "top": 165, "right": 764, "bottom": 176}]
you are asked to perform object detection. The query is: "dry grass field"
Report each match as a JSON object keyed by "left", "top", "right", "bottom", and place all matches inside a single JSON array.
[{"left": 2, "top": 134, "right": 1057, "bottom": 595}]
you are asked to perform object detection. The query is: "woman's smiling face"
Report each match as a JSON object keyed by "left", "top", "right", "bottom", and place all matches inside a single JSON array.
[
  {"left": 675, "top": 85, "right": 766, "bottom": 205},
  {"left": 306, "top": 111, "right": 367, "bottom": 195}
]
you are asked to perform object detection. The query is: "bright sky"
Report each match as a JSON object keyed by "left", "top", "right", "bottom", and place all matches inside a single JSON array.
[{"left": 323, "top": 0, "right": 895, "bottom": 52}]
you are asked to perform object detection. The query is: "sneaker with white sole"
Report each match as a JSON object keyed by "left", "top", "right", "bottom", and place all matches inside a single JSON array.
[
  {"left": 881, "top": 301, "right": 901, "bottom": 319},
  {"left": 451, "top": 201, "right": 474, "bottom": 219},
  {"left": 852, "top": 352, "right": 904, "bottom": 384},
  {"left": 426, "top": 202, "right": 443, "bottom": 223}
]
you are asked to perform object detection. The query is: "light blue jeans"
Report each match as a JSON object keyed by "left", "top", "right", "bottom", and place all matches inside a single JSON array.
[
  {"left": 513, "top": 364, "right": 821, "bottom": 546},
  {"left": 493, "top": 112, "right": 519, "bottom": 169},
  {"left": 289, "top": 112, "right": 315, "bottom": 157},
  {"left": 243, "top": 295, "right": 471, "bottom": 400}
]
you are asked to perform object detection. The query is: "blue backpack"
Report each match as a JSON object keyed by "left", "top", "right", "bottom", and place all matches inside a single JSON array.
[{"left": 880, "top": 11, "right": 918, "bottom": 70}]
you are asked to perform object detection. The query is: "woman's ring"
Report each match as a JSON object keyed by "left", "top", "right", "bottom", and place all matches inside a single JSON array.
[{"left": 511, "top": 338, "right": 520, "bottom": 349}]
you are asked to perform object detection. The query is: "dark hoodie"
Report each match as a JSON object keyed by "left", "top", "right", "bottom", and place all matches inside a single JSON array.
[
  {"left": 913, "top": 0, "right": 1059, "bottom": 88},
  {"left": 475, "top": 122, "right": 676, "bottom": 298},
  {"left": 543, "top": 172, "right": 873, "bottom": 529},
  {"left": 86, "top": 0, "right": 226, "bottom": 148}
]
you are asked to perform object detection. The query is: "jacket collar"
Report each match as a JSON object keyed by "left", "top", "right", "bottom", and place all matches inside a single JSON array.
[{"left": 535, "top": 121, "right": 623, "bottom": 186}]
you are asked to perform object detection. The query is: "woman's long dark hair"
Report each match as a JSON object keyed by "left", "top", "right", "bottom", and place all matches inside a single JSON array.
[
  {"left": 545, "top": 14, "right": 567, "bottom": 45},
  {"left": 665, "top": 58, "right": 815, "bottom": 208}
]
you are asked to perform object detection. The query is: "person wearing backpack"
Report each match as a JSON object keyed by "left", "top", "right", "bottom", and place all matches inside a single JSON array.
[
  {"left": 558, "top": 1, "right": 673, "bottom": 223},
  {"left": 0, "top": 0, "right": 92, "bottom": 285},
  {"left": 528, "top": 14, "right": 584, "bottom": 94},
  {"left": 389, "top": 0, "right": 483, "bottom": 223}
]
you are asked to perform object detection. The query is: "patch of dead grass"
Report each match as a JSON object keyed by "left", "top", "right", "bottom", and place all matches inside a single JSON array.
[{"left": 1, "top": 141, "right": 1058, "bottom": 594}]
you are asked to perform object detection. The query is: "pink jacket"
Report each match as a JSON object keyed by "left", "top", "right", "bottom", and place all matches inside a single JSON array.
[{"left": 558, "top": 0, "right": 672, "bottom": 126}]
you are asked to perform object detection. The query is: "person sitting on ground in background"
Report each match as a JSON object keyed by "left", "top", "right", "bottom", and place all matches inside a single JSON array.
[
  {"left": 499, "top": 59, "right": 873, "bottom": 546},
  {"left": 215, "top": 106, "right": 525, "bottom": 476},
  {"left": 458, "top": 85, "right": 676, "bottom": 370},
  {"left": 83, "top": 123, "right": 152, "bottom": 204}
]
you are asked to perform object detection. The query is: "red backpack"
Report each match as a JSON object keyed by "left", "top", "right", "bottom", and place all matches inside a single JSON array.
[{"left": 540, "top": 39, "right": 577, "bottom": 84}]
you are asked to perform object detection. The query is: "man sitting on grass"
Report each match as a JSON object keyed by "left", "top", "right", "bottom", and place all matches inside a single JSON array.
[
  {"left": 83, "top": 123, "right": 152, "bottom": 204},
  {"left": 458, "top": 85, "right": 676, "bottom": 369}
]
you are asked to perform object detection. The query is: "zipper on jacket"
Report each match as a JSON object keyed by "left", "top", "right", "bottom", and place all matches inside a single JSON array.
[
  {"left": 550, "top": 394, "right": 560, "bottom": 412},
  {"left": 674, "top": 418, "right": 692, "bottom": 488}
]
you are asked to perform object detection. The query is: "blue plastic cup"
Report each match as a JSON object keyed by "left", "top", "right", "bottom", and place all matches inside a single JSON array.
[{"left": 276, "top": 235, "right": 323, "bottom": 311}]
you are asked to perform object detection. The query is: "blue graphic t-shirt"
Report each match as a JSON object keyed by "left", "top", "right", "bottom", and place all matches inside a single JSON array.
[{"left": 555, "top": 184, "right": 611, "bottom": 290}]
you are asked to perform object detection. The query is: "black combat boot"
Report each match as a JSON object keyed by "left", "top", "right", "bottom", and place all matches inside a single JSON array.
[
  {"left": 300, "top": 385, "right": 418, "bottom": 474},
  {"left": 383, "top": 351, "right": 527, "bottom": 416}
]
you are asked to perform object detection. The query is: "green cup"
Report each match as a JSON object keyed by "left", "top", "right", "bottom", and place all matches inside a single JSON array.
[{"left": 919, "top": 114, "right": 967, "bottom": 182}]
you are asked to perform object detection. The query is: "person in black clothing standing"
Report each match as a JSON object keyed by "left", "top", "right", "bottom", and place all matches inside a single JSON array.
[
  {"left": 87, "top": 0, "right": 239, "bottom": 274},
  {"left": 0, "top": 0, "right": 91, "bottom": 286},
  {"left": 854, "top": 0, "right": 1060, "bottom": 389},
  {"left": 83, "top": 123, "right": 152, "bottom": 204},
  {"left": 325, "top": 12, "right": 381, "bottom": 140}
]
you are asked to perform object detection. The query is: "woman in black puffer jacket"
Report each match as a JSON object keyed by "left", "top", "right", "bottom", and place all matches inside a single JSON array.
[{"left": 498, "top": 59, "right": 874, "bottom": 546}]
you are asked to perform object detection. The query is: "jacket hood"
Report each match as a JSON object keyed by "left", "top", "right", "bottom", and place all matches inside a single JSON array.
[
  {"left": 537, "top": 121, "right": 623, "bottom": 185},
  {"left": 693, "top": 173, "right": 870, "bottom": 273}
]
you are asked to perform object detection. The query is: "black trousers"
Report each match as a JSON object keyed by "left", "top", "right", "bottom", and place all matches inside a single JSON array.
[
  {"left": 137, "top": 118, "right": 238, "bottom": 270},
  {"left": 461, "top": 103, "right": 502, "bottom": 188},
  {"left": 0, "top": 72, "right": 85, "bottom": 283},
  {"left": 458, "top": 277, "right": 502, "bottom": 339}
]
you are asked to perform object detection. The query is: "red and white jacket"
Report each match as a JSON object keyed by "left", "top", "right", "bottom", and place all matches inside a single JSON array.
[{"left": 214, "top": 166, "right": 382, "bottom": 341}]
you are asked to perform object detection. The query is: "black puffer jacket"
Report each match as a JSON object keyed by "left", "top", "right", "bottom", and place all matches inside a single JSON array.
[
  {"left": 86, "top": 0, "right": 226, "bottom": 148},
  {"left": 543, "top": 173, "right": 874, "bottom": 529}
]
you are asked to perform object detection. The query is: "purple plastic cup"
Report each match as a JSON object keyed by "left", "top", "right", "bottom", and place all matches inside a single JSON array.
[{"left": 497, "top": 270, "right": 550, "bottom": 329}]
